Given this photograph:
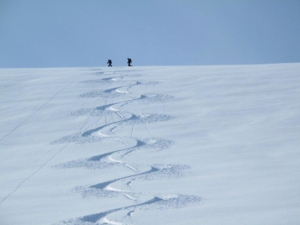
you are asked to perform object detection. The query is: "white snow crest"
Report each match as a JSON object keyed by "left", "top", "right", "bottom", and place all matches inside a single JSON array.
[{"left": 2, "top": 64, "right": 300, "bottom": 225}]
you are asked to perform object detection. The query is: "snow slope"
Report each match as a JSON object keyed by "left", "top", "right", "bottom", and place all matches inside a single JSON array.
[{"left": 0, "top": 64, "right": 300, "bottom": 225}]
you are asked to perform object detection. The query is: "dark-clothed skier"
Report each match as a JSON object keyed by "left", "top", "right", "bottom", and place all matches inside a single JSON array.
[
  {"left": 127, "top": 58, "right": 132, "bottom": 66},
  {"left": 107, "top": 59, "right": 112, "bottom": 67}
]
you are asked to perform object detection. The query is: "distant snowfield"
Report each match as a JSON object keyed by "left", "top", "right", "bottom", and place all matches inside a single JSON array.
[{"left": 0, "top": 64, "right": 300, "bottom": 225}]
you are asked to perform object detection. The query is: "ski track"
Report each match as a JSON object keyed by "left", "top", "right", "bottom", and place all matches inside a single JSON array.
[
  {"left": 0, "top": 77, "right": 82, "bottom": 204},
  {"left": 0, "top": 78, "right": 78, "bottom": 141},
  {"left": 52, "top": 69, "right": 200, "bottom": 225}
]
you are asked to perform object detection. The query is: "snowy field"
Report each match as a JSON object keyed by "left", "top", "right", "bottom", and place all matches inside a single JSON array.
[{"left": 0, "top": 64, "right": 300, "bottom": 225}]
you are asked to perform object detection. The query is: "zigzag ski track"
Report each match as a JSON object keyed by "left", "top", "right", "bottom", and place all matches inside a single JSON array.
[{"left": 50, "top": 68, "right": 200, "bottom": 225}]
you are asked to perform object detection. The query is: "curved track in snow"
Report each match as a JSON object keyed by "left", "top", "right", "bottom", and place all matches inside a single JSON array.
[{"left": 52, "top": 69, "right": 201, "bottom": 225}]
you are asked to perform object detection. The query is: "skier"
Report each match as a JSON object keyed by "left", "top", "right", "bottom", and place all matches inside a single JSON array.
[
  {"left": 127, "top": 58, "right": 132, "bottom": 67},
  {"left": 107, "top": 59, "right": 112, "bottom": 67}
]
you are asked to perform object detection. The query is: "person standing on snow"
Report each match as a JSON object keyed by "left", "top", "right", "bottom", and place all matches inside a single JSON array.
[
  {"left": 107, "top": 59, "right": 112, "bottom": 67},
  {"left": 127, "top": 58, "right": 132, "bottom": 66}
]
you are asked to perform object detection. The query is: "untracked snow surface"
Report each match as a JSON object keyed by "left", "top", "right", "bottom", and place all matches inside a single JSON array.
[{"left": 1, "top": 64, "right": 300, "bottom": 225}]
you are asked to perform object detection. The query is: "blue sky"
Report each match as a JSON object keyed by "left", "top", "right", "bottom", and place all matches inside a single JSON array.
[{"left": 0, "top": 0, "right": 300, "bottom": 68}]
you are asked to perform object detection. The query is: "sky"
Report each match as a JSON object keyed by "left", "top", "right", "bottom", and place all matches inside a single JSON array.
[{"left": 0, "top": 0, "right": 300, "bottom": 68}]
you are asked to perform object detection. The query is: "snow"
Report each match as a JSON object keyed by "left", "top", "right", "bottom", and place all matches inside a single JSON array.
[{"left": 0, "top": 64, "right": 300, "bottom": 225}]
